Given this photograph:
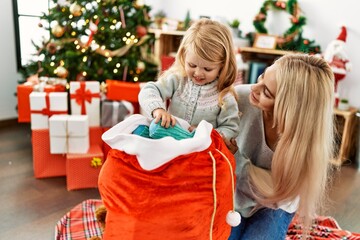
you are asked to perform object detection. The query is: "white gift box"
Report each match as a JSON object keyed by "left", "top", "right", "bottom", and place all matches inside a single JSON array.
[
  {"left": 29, "top": 92, "right": 68, "bottom": 130},
  {"left": 70, "top": 81, "right": 100, "bottom": 126},
  {"left": 49, "top": 114, "right": 89, "bottom": 154}
]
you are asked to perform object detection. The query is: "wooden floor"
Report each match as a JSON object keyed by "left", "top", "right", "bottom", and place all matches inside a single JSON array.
[
  {"left": 0, "top": 122, "right": 100, "bottom": 239},
  {"left": 0, "top": 121, "right": 359, "bottom": 239}
]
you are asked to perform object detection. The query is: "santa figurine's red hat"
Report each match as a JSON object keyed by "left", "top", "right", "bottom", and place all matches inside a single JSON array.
[{"left": 337, "top": 26, "right": 347, "bottom": 42}]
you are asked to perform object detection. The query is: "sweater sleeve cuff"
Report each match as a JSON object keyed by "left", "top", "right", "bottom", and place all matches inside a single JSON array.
[{"left": 145, "top": 101, "right": 166, "bottom": 117}]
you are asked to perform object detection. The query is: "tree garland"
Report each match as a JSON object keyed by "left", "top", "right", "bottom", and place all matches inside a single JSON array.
[{"left": 252, "top": 0, "right": 320, "bottom": 53}]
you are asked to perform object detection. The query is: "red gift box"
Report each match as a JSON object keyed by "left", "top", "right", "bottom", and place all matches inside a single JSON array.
[
  {"left": 66, "top": 144, "right": 104, "bottom": 191},
  {"left": 102, "top": 127, "right": 111, "bottom": 160},
  {"left": 32, "top": 129, "right": 67, "bottom": 178},
  {"left": 90, "top": 126, "right": 104, "bottom": 147},
  {"left": 32, "top": 127, "right": 105, "bottom": 179},
  {"left": 105, "top": 80, "right": 141, "bottom": 113},
  {"left": 17, "top": 84, "right": 34, "bottom": 123},
  {"left": 17, "top": 83, "right": 66, "bottom": 123}
]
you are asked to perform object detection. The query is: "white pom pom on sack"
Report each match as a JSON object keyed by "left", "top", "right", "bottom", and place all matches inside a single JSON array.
[{"left": 226, "top": 210, "right": 241, "bottom": 227}]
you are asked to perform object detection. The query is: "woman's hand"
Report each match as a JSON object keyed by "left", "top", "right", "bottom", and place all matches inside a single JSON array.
[
  {"left": 152, "top": 108, "right": 176, "bottom": 128},
  {"left": 223, "top": 137, "right": 238, "bottom": 154}
]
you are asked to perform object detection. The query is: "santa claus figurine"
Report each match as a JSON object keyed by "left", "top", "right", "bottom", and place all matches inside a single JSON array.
[{"left": 323, "top": 26, "right": 352, "bottom": 92}]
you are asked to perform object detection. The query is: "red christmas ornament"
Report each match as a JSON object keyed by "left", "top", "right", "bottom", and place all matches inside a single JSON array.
[
  {"left": 291, "top": 17, "right": 299, "bottom": 23},
  {"left": 136, "top": 25, "right": 147, "bottom": 37},
  {"left": 76, "top": 73, "right": 86, "bottom": 81},
  {"left": 46, "top": 42, "right": 57, "bottom": 54},
  {"left": 303, "top": 39, "right": 309, "bottom": 45},
  {"left": 255, "top": 13, "right": 266, "bottom": 21},
  {"left": 97, "top": 68, "right": 104, "bottom": 76}
]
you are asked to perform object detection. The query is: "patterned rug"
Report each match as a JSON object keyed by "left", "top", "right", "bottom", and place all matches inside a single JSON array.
[
  {"left": 55, "top": 199, "right": 360, "bottom": 240},
  {"left": 287, "top": 215, "right": 360, "bottom": 240}
]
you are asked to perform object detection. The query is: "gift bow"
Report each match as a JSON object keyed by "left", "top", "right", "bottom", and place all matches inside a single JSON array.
[
  {"left": 91, "top": 157, "right": 102, "bottom": 168},
  {"left": 31, "top": 93, "right": 67, "bottom": 117},
  {"left": 70, "top": 81, "right": 100, "bottom": 115},
  {"left": 86, "top": 18, "right": 100, "bottom": 47}
]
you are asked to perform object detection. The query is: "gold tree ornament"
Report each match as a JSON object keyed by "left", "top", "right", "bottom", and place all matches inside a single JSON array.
[
  {"left": 136, "top": 61, "right": 146, "bottom": 73},
  {"left": 70, "top": 3, "right": 82, "bottom": 17},
  {"left": 55, "top": 66, "right": 69, "bottom": 78},
  {"left": 51, "top": 24, "right": 65, "bottom": 38},
  {"left": 134, "top": 0, "right": 145, "bottom": 8}
]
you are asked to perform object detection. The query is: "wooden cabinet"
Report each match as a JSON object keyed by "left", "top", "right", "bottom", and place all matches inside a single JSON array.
[
  {"left": 238, "top": 47, "right": 294, "bottom": 84},
  {"left": 333, "top": 107, "right": 358, "bottom": 166},
  {"left": 148, "top": 29, "right": 185, "bottom": 70},
  {"left": 239, "top": 47, "right": 293, "bottom": 65}
]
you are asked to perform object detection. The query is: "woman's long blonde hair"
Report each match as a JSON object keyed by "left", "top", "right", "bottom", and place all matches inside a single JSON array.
[
  {"left": 160, "top": 18, "right": 238, "bottom": 103},
  {"left": 249, "top": 54, "right": 335, "bottom": 226}
]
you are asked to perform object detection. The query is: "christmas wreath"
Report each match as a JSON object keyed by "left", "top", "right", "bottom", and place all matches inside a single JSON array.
[
  {"left": 253, "top": 0, "right": 306, "bottom": 47},
  {"left": 252, "top": 0, "right": 321, "bottom": 54}
]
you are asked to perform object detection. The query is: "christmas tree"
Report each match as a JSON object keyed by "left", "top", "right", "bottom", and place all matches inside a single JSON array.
[{"left": 21, "top": 0, "right": 159, "bottom": 83}]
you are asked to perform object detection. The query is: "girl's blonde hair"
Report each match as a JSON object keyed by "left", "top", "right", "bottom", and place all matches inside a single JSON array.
[
  {"left": 249, "top": 54, "right": 335, "bottom": 227},
  {"left": 161, "top": 18, "right": 238, "bottom": 103}
]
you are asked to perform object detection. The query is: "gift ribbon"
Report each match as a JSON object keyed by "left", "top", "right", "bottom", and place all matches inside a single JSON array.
[
  {"left": 86, "top": 18, "right": 100, "bottom": 47},
  {"left": 31, "top": 93, "right": 67, "bottom": 117},
  {"left": 64, "top": 118, "right": 69, "bottom": 154},
  {"left": 70, "top": 81, "right": 100, "bottom": 115},
  {"left": 110, "top": 101, "right": 134, "bottom": 126},
  {"left": 58, "top": 116, "right": 87, "bottom": 154},
  {"left": 112, "top": 101, "right": 120, "bottom": 126},
  {"left": 28, "top": 75, "right": 67, "bottom": 92},
  {"left": 119, "top": 6, "right": 126, "bottom": 28},
  {"left": 44, "top": 84, "right": 66, "bottom": 93},
  {"left": 121, "top": 100, "right": 134, "bottom": 119},
  {"left": 49, "top": 116, "right": 70, "bottom": 154}
]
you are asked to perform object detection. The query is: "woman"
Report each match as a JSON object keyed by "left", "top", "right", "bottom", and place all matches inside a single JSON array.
[{"left": 227, "top": 54, "right": 335, "bottom": 239}]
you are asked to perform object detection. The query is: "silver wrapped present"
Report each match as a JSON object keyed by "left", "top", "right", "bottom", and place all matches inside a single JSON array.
[{"left": 101, "top": 100, "right": 134, "bottom": 127}]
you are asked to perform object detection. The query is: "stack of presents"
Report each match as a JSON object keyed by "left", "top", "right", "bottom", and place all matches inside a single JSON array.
[{"left": 17, "top": 78, "right": 142, "bottom": 190}]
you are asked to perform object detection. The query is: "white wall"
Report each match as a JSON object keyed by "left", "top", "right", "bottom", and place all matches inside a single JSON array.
[
  {"left": 0, "top": 0, "right": 19, "bottom": 121},
  {"left": 146, "top": 0, "right": 360, "bottom": 109},
  {"left": 1, "top": 0, "right": 359, "bottom": 121}
]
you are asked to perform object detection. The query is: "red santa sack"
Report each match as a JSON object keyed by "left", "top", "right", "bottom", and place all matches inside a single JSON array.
[{"left": 99, "top": 115, "right": 236, "bottom": 240}]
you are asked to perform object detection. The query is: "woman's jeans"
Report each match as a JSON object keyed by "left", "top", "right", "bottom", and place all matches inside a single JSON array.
[{"left": 228, "top": 208, "right": 295, "bottom": 240}]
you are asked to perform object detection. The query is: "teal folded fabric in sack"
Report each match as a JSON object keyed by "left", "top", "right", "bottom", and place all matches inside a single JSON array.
[{"left": 132, "top": 119, "right": 195, "bottom": 140}]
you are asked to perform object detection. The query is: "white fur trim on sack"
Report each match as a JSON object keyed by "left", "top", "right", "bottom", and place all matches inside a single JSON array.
[{"left": 101, "top": 114, "right": 213, "bottom": 171}]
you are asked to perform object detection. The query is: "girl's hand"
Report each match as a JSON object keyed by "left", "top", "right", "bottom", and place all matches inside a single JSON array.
[
  {"left": 223, "top": 137, "right": 238, "bottom": 154},
  {"left": 188, "top": 125, "right": 196, "bottom": 132},
  {"left": 152, "top": 108, "right": 176, "bottom": 128}
]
